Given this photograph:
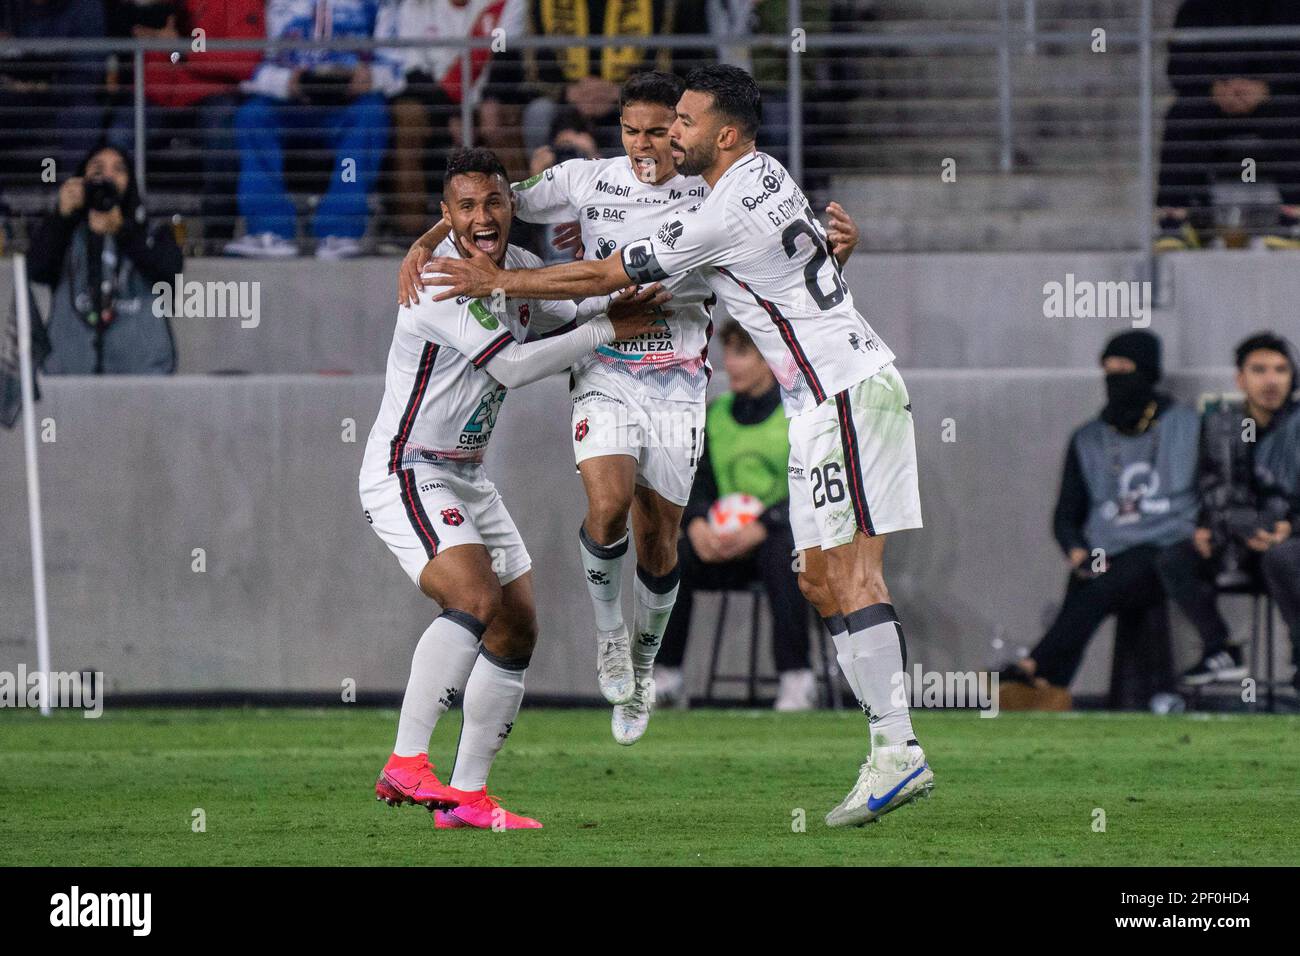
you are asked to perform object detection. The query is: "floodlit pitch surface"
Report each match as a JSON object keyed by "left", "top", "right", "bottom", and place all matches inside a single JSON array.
[{"left": 1, "top": 708, "right": 1297, "bottom": 866}]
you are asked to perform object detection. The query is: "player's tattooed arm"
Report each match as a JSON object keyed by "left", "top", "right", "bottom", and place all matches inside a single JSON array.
[
  {"left": 826, "top": 202, "right": 859, "bottom": 267},
  {"left": 398, "top": 218, "right": 453, "bottom": 306},
  {"left": 428, "top": 233, "right": 631, "bottom": 302}
]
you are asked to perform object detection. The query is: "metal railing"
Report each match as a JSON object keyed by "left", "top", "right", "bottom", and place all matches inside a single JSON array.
[{"left": 1, "top": 5, "right": 1299, "bottom": 253}]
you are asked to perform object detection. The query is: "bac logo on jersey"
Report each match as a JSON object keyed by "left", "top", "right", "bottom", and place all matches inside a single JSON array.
[
  {"left": 469, "top": 299, "right": 499, "bottom": 330},
  {"left": 657, "top": 220, "right": 683, "bottom": 249},
  {"left": 586, "top": 206, "right": 599, "bottom": 221},
  {"left": 595, "top": 237, "right": 616, "bottom": 259},
  {"left": 575, "top": 417, "right": 589, "bottom": 441},
  {"left": 441, "top": 508, "right": 465, "bottom": 526}
]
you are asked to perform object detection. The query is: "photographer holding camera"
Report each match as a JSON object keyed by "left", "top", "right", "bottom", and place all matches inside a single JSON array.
[
  {"left": 1155, "top": 332, "right": 1299, "bottom": 689},
  {"left": 27, "top": 144, "right": 181, "bottom": 375}
]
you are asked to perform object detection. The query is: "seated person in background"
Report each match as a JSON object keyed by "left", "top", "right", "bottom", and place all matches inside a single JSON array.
[
  {"left": 1003, "top": 331, "right": 1199, "bottom": 707},
  {"left": 518, "top": 0, "right": 710, "bottom": 157},
  {"left": 657, "top": 321, "right": 814, "bottom": 710},
  {"left": 225, "top": 0, "right": 391, "bottom": 260},
  {"left": 0, "top": 0, "right": 107, "bottom": 185},
  {"left": 1156, "top": 0, "right": 1300, "bottom": 251},
  {"left": 1156, "top": 332, "right": 1298, "bottom": 687},
  {"left": 377, "top": 0, "right": 530, "bottom": 237},
  {"left": 27, "top": 143, "right": 181, "bottom": 374},
  {"left": 106, "top": 0, "right": 265, "bottom": 246}
]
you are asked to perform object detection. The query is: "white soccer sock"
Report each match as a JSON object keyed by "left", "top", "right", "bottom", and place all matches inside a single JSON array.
[
  {"left": 632, "top": 565, "right": 680, "bottom": 673},
  {"left": 393, "top": 609, "right": 484, "bottom": 757},
  {"left": 843, "top": 604, "right": 916, "bottom": 748},
  {"left": 824, "top": 613, "right": 866, "bottom": 703},
  {"left": 449, "top": 649, "right": 528, "bottom": 792},
  {"left": 579, "top": 524, "right": 628, "bottom": 634}
]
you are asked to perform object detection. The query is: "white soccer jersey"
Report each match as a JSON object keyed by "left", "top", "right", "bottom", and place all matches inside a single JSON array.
[
  {"left": 512, "top": 156, "right": 715, "bottom": 402},
  {"left": 619, "top": 152, "right": 895, "bottom": 417},
  {"left": 363, "top": 239, "right": 576, "bottom": 472}
]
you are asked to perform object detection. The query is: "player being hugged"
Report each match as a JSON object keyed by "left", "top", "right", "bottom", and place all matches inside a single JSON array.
[
  {"left": 361, "top": 148, "right": 666, "bottom": 829},
  {"left": 399, "top": 71, "right": 862, "bottom": 747},
  {"left": 423, "top": 66, "right": 933, "bottom": 828}
]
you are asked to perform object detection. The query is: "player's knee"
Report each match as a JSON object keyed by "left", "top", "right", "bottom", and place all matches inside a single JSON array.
[
  {"left": 798, "top": 571, "right": 832, "bottom": 612},
  {"left": 585, "top": 501, "right": 631, "bottom": 544},
  {"left": 457, "top": 585, "right": 503, "bottom": 628}
]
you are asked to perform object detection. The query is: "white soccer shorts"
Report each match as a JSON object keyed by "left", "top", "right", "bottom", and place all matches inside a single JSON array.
[
  {"left": 569, "top": 382, "right": 705, "bottom": 507},
  {"left": 360, "top": 462, "right": 532, "bottom": 587},
  {"left": 788, "top": 363, "right": 923, "bottom": 552}
]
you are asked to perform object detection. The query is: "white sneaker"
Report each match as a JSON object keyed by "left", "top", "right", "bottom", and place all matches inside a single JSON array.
[
  {"left": 596, "top": 626, "right": 635, "bottom": 704},
  {"left": 612, "top": 674, "right": 655, "bottom": 745},
  {"left": 654, "top": 666, "right": 687, "bottom": 709},
  {"left": 315, "top": 235, "right": 363, "bottom": 260},
  {"left": 775, "top": 668, "right": 817, "bottom": 711},
  {"left": 224, "top": 232, "right": 298, "bottom": 258},
  {"left": 824, "top": 743, "right": 934, "bottom": 828}
]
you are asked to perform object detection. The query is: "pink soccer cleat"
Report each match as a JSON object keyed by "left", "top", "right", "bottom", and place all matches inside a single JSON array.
[
  {"left": 374, "top": 754, "right": 460, "bottom": 810},
  {"left": 441, "top": 789, "right": 542, "bottom": 830}
]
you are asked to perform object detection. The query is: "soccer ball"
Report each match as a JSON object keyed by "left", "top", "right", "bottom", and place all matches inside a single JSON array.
[{"left": 708, "top": 492, "right": 764, "bottom": 534}]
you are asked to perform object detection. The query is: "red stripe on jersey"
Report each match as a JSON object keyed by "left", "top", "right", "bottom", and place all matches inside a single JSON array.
[
  {"left": 715, "top": 267, "right": 825, "bottom": 404},
  {"left": 471, "top": 330, "right": 515, "bottom": 369},
  {"left": 389, "top": 342, "right": 439, "bottom": 474}
]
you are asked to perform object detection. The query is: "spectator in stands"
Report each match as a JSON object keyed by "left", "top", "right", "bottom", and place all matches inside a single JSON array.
[
  {"left": 376, "top": 0, "right": 529, "bottom": 237},
  {"left": 28, "top": 143, "right": 180, "bottom": 374},
  {"left": 1156, "top": 0, "right": 1300, "bottom": 251},
  {"left": 1156, "top": 333, "right": 1300, "bottom": 690},
  {"left": 1002, "top": 332, "right": 1200, "bottom": 708},
  {"left": 657, "top": 321, "right": 815, "bottom": 710},
  {"left": 518, "top": 0, "right": 710, "bottom": 157},
  {"left": 105, "top": 0, "right": 264, "bottom": 247},
  {"left": 0, "top": 0, "right": 108, "bottom": 185},
  {"left": 224, "top": 0, "right": 390, "bottom": 259}
]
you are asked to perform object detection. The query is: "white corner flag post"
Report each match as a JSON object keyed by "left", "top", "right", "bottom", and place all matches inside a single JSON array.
[{"left": 13, "top": 254, "right": 52, "bottom": 716}]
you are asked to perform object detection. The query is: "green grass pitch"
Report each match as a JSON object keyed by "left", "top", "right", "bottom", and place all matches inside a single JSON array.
[{"left": 2, "top": 707, "right": 1297, "bottom": 866}]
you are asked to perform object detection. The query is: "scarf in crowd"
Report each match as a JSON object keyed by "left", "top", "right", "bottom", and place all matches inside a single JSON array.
[{"left": 538, "top": 0, "right": 661, "bottom": 82}]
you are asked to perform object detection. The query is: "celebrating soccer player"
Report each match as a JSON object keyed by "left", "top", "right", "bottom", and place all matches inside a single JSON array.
[
  {"left": 422, "top": 66, "right": 934, "bottom": 827},
  {"left": 360, "top": 148, "right": 666, "bottom": 829},
  {"left": 400, "top": 71, "right": 861, "bottom": 747}
]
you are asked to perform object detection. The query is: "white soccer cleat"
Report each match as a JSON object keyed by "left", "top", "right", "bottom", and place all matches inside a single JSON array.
[
  {"left": 824, "top": 743, "right": 934, "bottom": 828},
  {"left": 596, "top": 626, "right": 635, "bottom": 704},
  {"left": 612, "top": 674, "right": 655, "bottom": 745}
]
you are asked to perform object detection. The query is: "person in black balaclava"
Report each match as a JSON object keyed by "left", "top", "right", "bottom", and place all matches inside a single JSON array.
[{"left": 1002, "top": 330, "right": 1203, "bottom": 710}]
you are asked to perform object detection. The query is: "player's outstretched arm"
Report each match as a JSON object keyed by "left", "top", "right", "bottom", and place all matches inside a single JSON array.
[
  {"left": 398, "top": 218, "right": 453, "bottom": 306},
  {"left": 483, "top": 285, "right": 669, "bottom": 388},
  {"left": 428, "top": 233, "right": 631, "bottom": 302}
]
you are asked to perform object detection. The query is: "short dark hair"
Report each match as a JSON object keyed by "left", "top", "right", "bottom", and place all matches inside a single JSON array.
[
  {"left": 443, "top": 147, "right": 509, "bottom": 192},
  {"left": 620, "top": 70, "right": 684, "bottom": 113},
  {"left": 684, "top": 64, "right": 761, "bottom": 139},
  {"left": 1235, "top": 331, "right": 1295, "bottom": 373},
  {"left": 720, "top": 320, "right": 755, "bottom": 351}
]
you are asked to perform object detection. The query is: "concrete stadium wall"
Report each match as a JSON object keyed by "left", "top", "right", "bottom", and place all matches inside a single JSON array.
[
  {"left": 3, "top": 251, "right": 1295, "bottom": 375},
  {"left": 0, "top": 368, "right": 1279, "bottom": 703}
]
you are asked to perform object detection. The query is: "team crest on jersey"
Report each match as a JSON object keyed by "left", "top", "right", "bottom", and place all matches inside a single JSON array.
[
  {"left": 441, "top": 508, "right": 465, "bottom": 526},
  {"left": 575, "top": 417, "right": 589, "bottom": 441},
  {"left": 469, "top": 299, "right": 499, "bottom": 330},
  {"left": 657, "top": 219, "right": 683, "bottom": 249},
  {"left": 518, "top": 303, "right": 530, "bottom": 326}
]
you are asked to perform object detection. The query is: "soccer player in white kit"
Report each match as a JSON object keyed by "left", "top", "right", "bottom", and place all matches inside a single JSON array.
[
  {"left": 425, "top": 67, "right": 935, "bottom": 828},
  {"left": 400, "top": 72, "right": 862, "bottom": 745},
  {"left": 361, "top": 148, "right": 664, "bottom": 829}
]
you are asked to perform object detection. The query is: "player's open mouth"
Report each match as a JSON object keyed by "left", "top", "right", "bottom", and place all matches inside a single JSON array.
[{"left": 472, "top": 228, "right": 500, "bottom": 254}]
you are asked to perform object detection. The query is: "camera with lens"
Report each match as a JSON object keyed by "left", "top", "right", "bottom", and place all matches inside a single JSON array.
[
  {"left": 84, "top": 178, "right": 122, "bottom": 213},
  {"left": 1208, "top": 499, "right": 1287, "bottom": 588}
]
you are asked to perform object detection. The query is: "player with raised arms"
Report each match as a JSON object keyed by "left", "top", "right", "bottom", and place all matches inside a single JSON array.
[
  {"left": 360, "top": 147, "right": 666, "bottom": 829},
  {"left": 423, "top": 66, "right": 933, "bottom": 827},
  {"left": 399, "top": 71, "right": 861, "bottom": 746}
]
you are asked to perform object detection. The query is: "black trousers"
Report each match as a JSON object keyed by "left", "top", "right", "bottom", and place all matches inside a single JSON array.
[
  {"left": 1156, "top": 94, "right": 1300, "bottom": 210},
  {"left": 1029, "top": 544, "right": 1173, "bottom": 691},
  {"left": 1261, "top": 536, "right": 1300, "bottom": 667},
  {"left": 1154, "top": 539, "right": 1233, "bottom": 654},
  {"left": 659, "top": 523, "right": 810, "bottom": 673}
]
